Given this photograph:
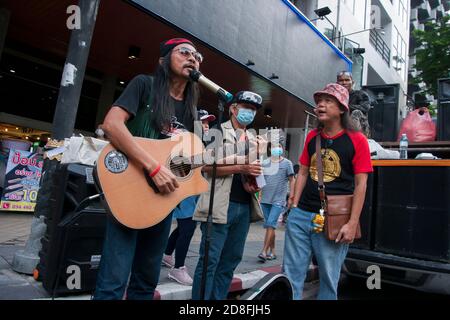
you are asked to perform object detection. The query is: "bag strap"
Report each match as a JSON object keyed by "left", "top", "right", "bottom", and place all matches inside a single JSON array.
[{"left": 315, "top": 132, "right": 327, "bottom": 211}]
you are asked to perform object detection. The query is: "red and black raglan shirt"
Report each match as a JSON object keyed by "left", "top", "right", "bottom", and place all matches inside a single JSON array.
[{"left": 298, "top": 129, "right": 373, "bottom": 213}]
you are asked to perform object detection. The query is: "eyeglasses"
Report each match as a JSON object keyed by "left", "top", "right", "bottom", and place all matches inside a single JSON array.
[{"left": 174, "top": 47, "right": 204, "bottom": 63}]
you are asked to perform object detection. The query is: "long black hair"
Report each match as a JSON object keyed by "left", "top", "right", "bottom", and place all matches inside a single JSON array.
[
  {"left": 151, "top": 51, "right": 199, "bottom": 131},
  {"left": 316, "top": 104, "right": 359, "bottom": 132}
]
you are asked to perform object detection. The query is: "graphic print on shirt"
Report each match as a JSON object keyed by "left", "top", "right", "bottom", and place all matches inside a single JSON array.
[{"left": 309, "top": 148, "right": 342, "bottom": 183}]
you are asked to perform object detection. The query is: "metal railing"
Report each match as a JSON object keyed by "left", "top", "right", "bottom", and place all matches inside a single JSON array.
[{"left": 369, "top": 29, "right": 391, "bottom": 66}]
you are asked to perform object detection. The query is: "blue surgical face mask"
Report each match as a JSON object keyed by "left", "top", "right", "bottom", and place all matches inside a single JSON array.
[
  {"left": 271, "top": 147, "right": 283, "bottom": 157},
  {"left": 236, "top": 108, "right": 256, "bottom": 126}
]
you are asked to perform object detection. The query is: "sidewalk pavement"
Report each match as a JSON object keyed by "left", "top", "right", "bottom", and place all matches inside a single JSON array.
[{"left": 0, "top": 211, "right": 318, "bottom": 300}]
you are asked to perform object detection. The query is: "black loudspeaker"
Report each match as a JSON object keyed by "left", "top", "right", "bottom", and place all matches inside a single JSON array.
[
  {"left": 39, "top": 208, "right": 106, "bottom": 295},
  {"left": 437, "top": 78, "right": 450, "bottom": 141},
  {"left": 241, "top": 273, "right": 293, "bottom": 300},
  {"left": 351, "top": 172, "right": 375, "bottom": 250},
  {"left": 374, "top": 166, "right": 450, "bottom": 263},
  {"left": 363, "top": 84, "right": 400, "bottom": 142},
  {"left": 37, "top": 163, "right": 107, "bottom": 296}
]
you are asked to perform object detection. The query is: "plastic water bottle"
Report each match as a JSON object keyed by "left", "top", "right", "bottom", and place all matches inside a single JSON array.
[{"left": 399, "top": 133, "right": 408, "bottom": 159}]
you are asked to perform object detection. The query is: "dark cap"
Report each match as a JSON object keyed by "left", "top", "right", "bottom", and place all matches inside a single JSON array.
[
  {"left": 197, "top": 109, "right": 216, "bottom": 122},
  {"left": 231, "top": 91, "right": 263, "bottom": 109},
  {"left": 159, "top": 38, "right": 194, "bottom": 57}
]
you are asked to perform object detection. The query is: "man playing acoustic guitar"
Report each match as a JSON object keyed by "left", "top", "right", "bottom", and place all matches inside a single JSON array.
[{"left": 93, "top": 38, "right": 202, "bottom": 300}]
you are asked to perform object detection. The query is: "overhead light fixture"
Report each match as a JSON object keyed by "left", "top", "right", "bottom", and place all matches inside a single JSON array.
[
  {"left": 352, "top": 48, "right": 366, "bottom": 54},
  {"left": 128, "top": 45, "right": 141, "bottom": 60},
  {"left": 4, "top": 128, "right": 8, "bottom": 132},
  {"left": 15, "top": 127, "right": 19, "bottom": 130},
  {"left": 269, "top": 73, "right": 279, "bottom": 80},
  {"left": 10, "top": 69, "right": 16, "bottom": 73},
  {"left": 25, "top": 136, "right": 29, "bottom": 140},
  {"left": 119, "top": 81, "right": 125, "bottom": 85},
  {"left": 314, "top": 6, "right": 332, "bottom": 18}
]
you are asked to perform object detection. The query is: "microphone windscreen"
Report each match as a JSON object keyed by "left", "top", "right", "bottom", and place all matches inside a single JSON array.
[{"left": 189, "top": 70, "right": 201, "bottom": 82}]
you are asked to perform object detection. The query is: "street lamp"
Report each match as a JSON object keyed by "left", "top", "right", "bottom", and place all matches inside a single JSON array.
[
  {"left": 310, "top": 7, "right": 336, "bottom": 41},
  {"left": 310, "top": 6, "right": 334, "bottom": 26},
  {"left": 313, "top": 6, "right": 332, "bottom": 19}
]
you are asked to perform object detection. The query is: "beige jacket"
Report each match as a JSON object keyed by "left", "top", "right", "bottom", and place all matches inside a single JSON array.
[{"left": 193, "top": 120, "right": 264, "bottom": 224}]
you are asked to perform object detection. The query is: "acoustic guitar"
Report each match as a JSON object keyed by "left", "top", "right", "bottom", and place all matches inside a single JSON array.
[{"left": 95, "top": 132, "right": 209, "bottom": 229}]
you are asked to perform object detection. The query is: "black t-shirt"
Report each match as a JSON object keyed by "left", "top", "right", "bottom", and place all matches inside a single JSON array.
[
  {"left": 113, "top": 74, "right": 194, "bottom": 135},
  {"left": 298, "top": 129, "right": 373, "bottom": 213},
  {"left": 230, "top": 174, "right": 252, "bottom": 203},
  {"left": 229, "top": 128, "right": 252, "bottom": 204}
]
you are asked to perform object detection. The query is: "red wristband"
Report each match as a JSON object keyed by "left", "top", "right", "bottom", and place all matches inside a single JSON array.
[{"left": 149, "top": 164, "right": 161, "bottom": 178}]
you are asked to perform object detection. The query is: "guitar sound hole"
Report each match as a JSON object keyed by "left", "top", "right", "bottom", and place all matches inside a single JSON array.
[{"left": 170, "top": 156, "right": 192, "bottom": 178}]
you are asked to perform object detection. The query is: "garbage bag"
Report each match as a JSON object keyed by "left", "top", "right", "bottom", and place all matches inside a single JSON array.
[{"left": 398, "top": 107, "right": 436, "bottom": 142}]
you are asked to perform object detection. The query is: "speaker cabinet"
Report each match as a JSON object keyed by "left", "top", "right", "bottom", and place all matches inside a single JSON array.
[
  {"left": 363, "top": 84, "right": 400, "bottom": 142},
  {"left": 374, "top": 166, "right": 450, "bottom": 262},
  {"left": 437, "top": 78, "right": 450, "bottom": 141},
  {"left": 37, "top": 163, "right": 106, "bottom": 296},
  {"left": 39, "top": 208, "right": 106, "bottom": 295},
  {"left": 351, "top": 172, "right": 375, "bottom": 250}
]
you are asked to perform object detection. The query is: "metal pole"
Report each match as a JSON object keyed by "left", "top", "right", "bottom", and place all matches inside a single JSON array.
[
  {"left": 200, "top": 98, "right": 226, "bottom": 300},
  {"left": 12, "top": 0, "right": 101, "bottom": 275},
  {"left": 52, "top": 0, "right": 101, "bottom": 140}
]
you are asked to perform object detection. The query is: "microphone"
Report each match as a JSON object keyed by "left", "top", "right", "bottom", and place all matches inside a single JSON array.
[{"left": 189, "top": 70, "right": 233, "bottom": 102}]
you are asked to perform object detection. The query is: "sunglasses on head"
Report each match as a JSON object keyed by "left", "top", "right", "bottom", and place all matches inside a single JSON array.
[
  {"left": 174, "top": 47, "right": 203, "bottom": 63},
  {"left": 337, "top": 71, "right": 352, "bottom": 78}
]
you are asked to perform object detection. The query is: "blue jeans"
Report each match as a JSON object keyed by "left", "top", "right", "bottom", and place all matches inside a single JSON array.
[
  {"left": 191, "top": 201, "right": 250, "bottom": 300},
  {"left": 93, "top": 212, "right": 173, "bottom": 300},
  {"left": 261, "top": 203, "right": 285, "bottom": 229},
  {"left": 283, "top": 207, "right": 349, "bottom": 300}
]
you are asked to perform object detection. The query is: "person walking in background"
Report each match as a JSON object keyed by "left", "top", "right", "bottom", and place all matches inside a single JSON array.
[
  {"left": 258, "top": 139, "right": 295, "bottom": 262},
  {"left": 162, "top": 109, "right": 216, "bottom": 286},
  {"left": 162, "top": 195, "right": 198, "bottom": 285}
]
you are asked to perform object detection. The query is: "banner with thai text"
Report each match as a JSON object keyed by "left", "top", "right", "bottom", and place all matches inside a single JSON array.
[{"left": 0, "top": 149, "right": 43, "bottom": 212}]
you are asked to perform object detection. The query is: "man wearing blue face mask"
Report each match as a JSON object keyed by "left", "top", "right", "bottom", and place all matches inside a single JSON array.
[
  {"left": 192, "top": 91, "right": 266, "bottom": 300},
  {"left": 258, "top": 139, "right": 295, "bottom": 262}
]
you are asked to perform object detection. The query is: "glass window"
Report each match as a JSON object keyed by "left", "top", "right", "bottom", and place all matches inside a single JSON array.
[{"left": 398, "top": 0, "right": 407, "bottom": 28}]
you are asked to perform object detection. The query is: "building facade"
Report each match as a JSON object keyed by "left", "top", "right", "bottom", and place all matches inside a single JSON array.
[
  {"left": 408, "top": 0, "right": 450, "bottom": 106},
  {"left": 295, "top": 0, "right": 411, "bottom": 118}
]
